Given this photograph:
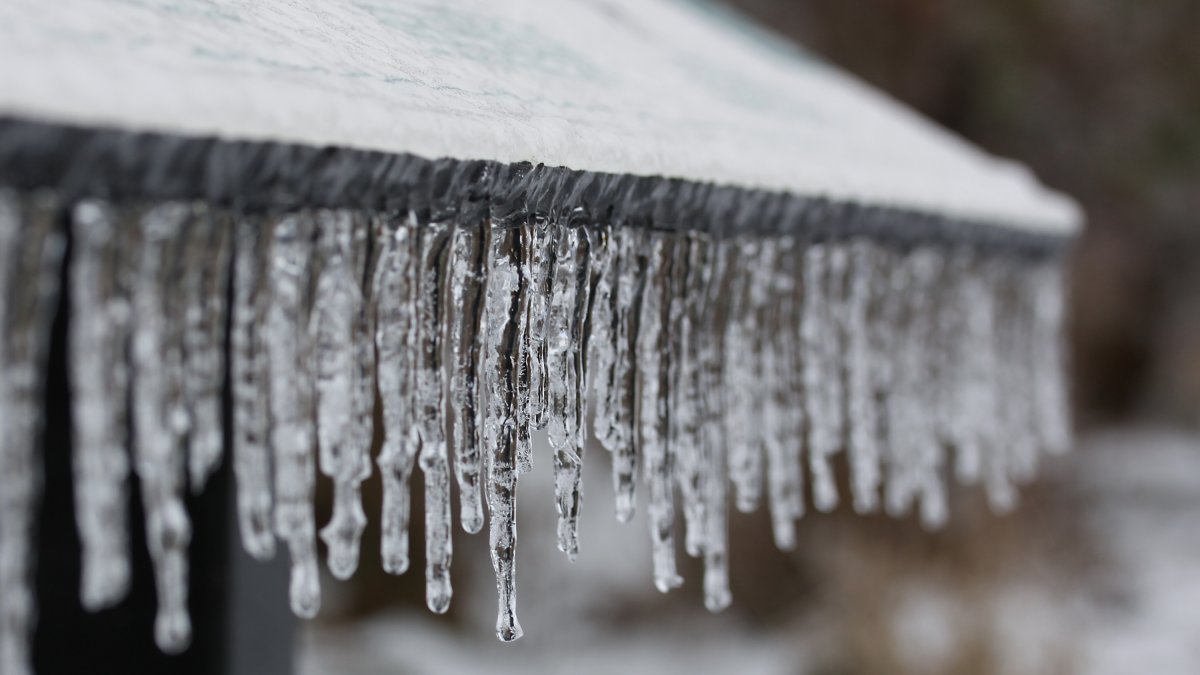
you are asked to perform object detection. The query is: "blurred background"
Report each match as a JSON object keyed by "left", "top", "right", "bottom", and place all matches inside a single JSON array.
[{"left": 298, "top": 2, "right": 1200, "bottom": 673}]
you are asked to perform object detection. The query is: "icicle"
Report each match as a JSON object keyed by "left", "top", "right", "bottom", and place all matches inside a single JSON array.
[
  {"left": 347, "top": 213, "right": 379, "bottom": 564},
  {"left": 68, "top": 201, "right": 133, "bottom": 610},
  {"left": 601, "top": 227, "right": 641, "bottom": 522},
  {"left": 448, "top": 224, "right": 488, "bottom": 535},
  {"left": 481, "top": 223, "right": 524, "bottom": 641},
  {"left": 415, "top": 221, "right": 453, "bottom": 614},
  {"left": 579, "top": 225, "right": 608, "bottom": 435},
  {"left": 637, "top": 233, "right": 683, "bottom": 593},
  {"left": 724, "top": 241, "right": 763, "bottom": 516},
  {"left": 583, "top": 223, "right": 614, "bottom": 420},
  {"left": 899, "top": 249, "right": 949, "bottom": 529},
  {"left": 952, "top": 258, "right": 1016, "bottom": 510},
  {"left": 230, "top": 218, "right": 276, "bottom": 561},
  {"left": 566, "top": 222, "right": 594, "bottom": 554},
  {"left": 942, "top": 250, "right": 982, "bottom": 485},
  {"left": 1032, "top": 264, "right": 1072, "bottom": 455},
  {"left": 844, "top": 240, "right": 883, "bottom": 513},
  {"left": 547, "top": 224, "right": 586, "bottom": 561},
  {"left": 505, "top": 219, "right": 548, "bottom": 485},
  {"left": 777, "top": 240, "right": 808, "bottom": 529},
  {"left": 525, "top": 221, "right": 554, "bottom": 439},
  {"left": 670, "top": 235, "right": 709, "bottom": 559},
  {"left": 267, "top": 214, "right": 321, "bottom": 619},
  {"left": 0, "top": 191, "right": 64, "bottom": 675},
  {"left": 881, "top": 247, "right": 920, "bottom": 518},
  {"left": 802, "top": 243, "right": 840, "bottom": 512},
  {"left": 376, "top": 214, "right": 420, "bottom": 575},
  {"left": 753, "top": 239, "right": 806, "bottom": 549},
  {"left": 182, "top": 208, "right": 231, "bottom": 493},
  {"left": 587, "top": 224, "right": 618, "bottom": 444},
  {"left": 994, "top": 266, "right": 1041, "bottom": 487},
  {"left": 697, "top": 235, "right": 731, "bottom": 611},
  {"left": 129, "top": 204, "right": 192, "bottom": 652},
  {"left": 0, "top": 180, "right": 1079, "bottom": 649},
  {"left": 313, "top": 211, "right": 369, "bottom": 580}
]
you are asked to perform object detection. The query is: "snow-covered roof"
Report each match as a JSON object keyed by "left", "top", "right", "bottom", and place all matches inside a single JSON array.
[{"left": 0, "top": 0, "right": 1080, "bottom": 235}]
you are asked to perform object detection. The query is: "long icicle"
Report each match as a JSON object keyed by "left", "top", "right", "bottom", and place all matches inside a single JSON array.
[
  {"left": 68, "top": 201, "right": 133, "bottom": 610},
  {"left": 548, "top": 224, "right": 586, "bottom": 561},
  {"left": 638, "top": 233, "right": 683, "bottom": 593},
  {"left": 606, "top": 227, "right": 641, "bottom": 522},
  {"left": 482, "top": 222, "right": 524, "bottom": 641},
  {"left": 313, "top": 211, "right": 369, "bottom": 580},
  {"left": 449, "top": 223, "right": 488, "bottom": 534},
  {"left": 230, "top": 217, "right": 276, "bottom": 561},
  {"left": 0, "top": 192, "right": 64, "bottom": 675},
  {"left": 0, "top": 191, "right": 1078, "bottom": 655},
  {"left": 182, "top": 207, "right": 231, "bottom": 493},
  {"left": 376, "top": 214, "right": 420, "bottom": 575},
  {"left": 130, "top": 203, "right": 193, "bottom": 652},
  {"left": 268, "top": 214, "right": 321, "bottom": 619},
  {"left": 415, "top": 221, "right": 454, "bottom": 614}
]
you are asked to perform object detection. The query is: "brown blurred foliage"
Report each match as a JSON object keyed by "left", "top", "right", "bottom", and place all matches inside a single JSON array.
[{"left": 730, "top": 0, "right": 1200, "bottom": 427}]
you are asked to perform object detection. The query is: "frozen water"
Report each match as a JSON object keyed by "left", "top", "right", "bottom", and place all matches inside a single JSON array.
[
  {"left": 376, "top": 214, "right": 420, "bottom": 576},
  {"left": 68, "top": 201, "right": 133, "bottom": 610},
  {"left": 0, "top": 191, "right": 64, "bottom": 675},
  {"left": 230, "top": 217, "right": 276, "bottom": 561},
  {"left": 0, "top": 195, "right": 1073, "bottom": 657},
  {"left": 414, "top": 221, "right": 454, "bottom": 615},
  {"left": 267, "top": 214, "right": 321, "bottom": 619},
  {"left": 313, "top": 211, "right": 371, "bottom": 581}
]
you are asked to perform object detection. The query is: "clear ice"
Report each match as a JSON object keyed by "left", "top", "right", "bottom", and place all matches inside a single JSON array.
[{"left": 1, "top": 195, "right": 1074, "bottom": 659}]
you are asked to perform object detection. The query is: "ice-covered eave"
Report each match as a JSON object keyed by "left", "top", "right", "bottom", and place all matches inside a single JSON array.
[{"left": 0, "top": 0, "right": 1082, "bottom": 237}]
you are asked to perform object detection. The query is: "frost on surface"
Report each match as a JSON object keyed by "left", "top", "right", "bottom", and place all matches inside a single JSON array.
[{"left": 1, "top": 193, "right": 1073, "bottom": 657}]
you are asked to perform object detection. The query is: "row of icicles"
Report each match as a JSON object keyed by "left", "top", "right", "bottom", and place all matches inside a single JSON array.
[{"left": 0, "top": 189, "right": 1071, "bottom": 675}]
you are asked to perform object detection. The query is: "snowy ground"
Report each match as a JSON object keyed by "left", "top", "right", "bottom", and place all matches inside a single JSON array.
[
  {"left": 297, "top": 428, "right": 1200, "bottom": 675},
  {"left": 1071, "top": 429, "right": 1200, "bottom": 674}
]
